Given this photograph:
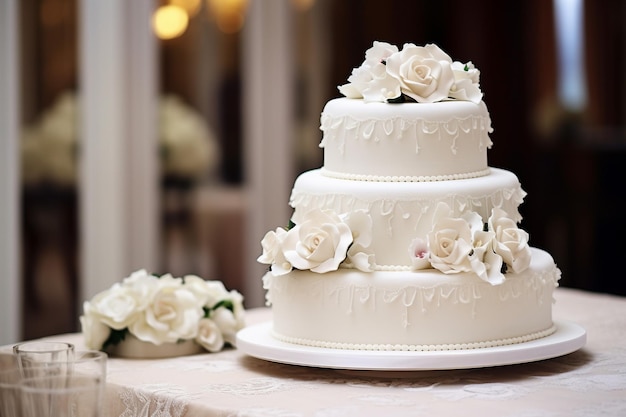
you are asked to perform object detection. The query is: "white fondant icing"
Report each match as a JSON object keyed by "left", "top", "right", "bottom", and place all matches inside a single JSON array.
[
  {"left": 261, "top": 68, "right": 561, "bottom": 352},
  {"left": 290, "top": 168, "right": 526, "bottom": 268},
  {"left": 264, "top": 249, "right": 560, "bottom": 351},
  {"left": 320, "top": 98, "right": 493, "bottom": 180}
]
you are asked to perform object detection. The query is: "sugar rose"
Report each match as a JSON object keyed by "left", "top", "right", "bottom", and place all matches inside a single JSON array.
[
  {"left": 449, "top": 61, "right": 482, "bottom": 103},
  {"left": 338, "top": 41, "right": 401, "bottom": 102},
  {"left": 257, "top": 227, "right": 292, "bottom": 275},
  {"left": 427, "top": 203, "right": 475, "bottom": 273},
  {"left": 282, "top": 208, "right": 353, "bottom": 273},
  {"left": 344, "top": 210, "right": 375, "bottom": 272},
  {"left": 385, "top": 43, "right": 455, "bottom": 103},
  {"left": 466, "top": 217, "right": 504, "bottom": 285},
  {"left": 408, "top": 238, "right": 430, "bottom": 270},
  {"left": 489, "top": 208, "right": 532, "bottom": 273}
]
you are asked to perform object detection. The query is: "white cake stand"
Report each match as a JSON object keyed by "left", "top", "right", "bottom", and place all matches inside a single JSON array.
[{"left": 236, "top": 320, "right": 586, "bottom": 371}]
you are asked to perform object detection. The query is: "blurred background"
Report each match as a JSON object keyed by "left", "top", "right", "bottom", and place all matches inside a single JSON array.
[{"left": 1, "top": 0, "right": 624, "bottom": 342}]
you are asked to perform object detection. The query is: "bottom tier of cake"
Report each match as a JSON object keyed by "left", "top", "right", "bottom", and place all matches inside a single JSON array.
[{"left": 263, "top": 248, "right": 560, "bottom": 351}]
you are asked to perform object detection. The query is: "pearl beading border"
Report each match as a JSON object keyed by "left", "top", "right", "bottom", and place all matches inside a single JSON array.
[
  {"left": 320, "top": 167, "right": 492, "bottom": 182},
  {"left": 271, "top": 324, "right": 557, "bottom": 352}
]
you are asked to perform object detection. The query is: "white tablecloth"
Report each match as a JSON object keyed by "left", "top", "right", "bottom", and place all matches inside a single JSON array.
[{"left": 7, "top": 288, "right": 626, "bottom": 417}]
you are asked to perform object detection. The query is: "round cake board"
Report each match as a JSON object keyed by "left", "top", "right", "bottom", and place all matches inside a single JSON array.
[{"left": 236, "top": 320, "right": 586, "bottom": 371}]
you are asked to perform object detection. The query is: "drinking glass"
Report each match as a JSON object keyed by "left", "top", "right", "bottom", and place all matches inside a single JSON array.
[
  {"left": 0, "top": 356, "right": 22, "bottom": 417},
  {"left": 72, "top": 350, "right": 107, "bottom": 379},
  {"left": 13, "top": 342, "right": 75, "bottom": 379},
  {"left": 20, "top": 374, "right": 103, "bottom": 417},
  {"left": 72, "top": 350, "right": 108, "bottom": 409}
]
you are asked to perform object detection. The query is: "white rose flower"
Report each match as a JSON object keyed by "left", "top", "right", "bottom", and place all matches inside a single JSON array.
[
  {"left": 489, "top": 208, "right": 532, "bottom": 273},
  {"left": 364, "top": 41, "right": 400, "bottom": 64},
  {"left": 282, "top": 208, "right": 353, "bottom": 273},
  {"left": 427, "top": 203, "right": 475, "bottom": 273},
  {"left": 337, "top": 80, "right": 362, "bottom": 99},
  {"left": 385, "top": 43, "right": 455, "bottom": 103},
  {"left": 338, "top": 41, "right": 401, "bottom": 102},
  {"left": 408, "top": 238, "right": 431, "bottom": 270},
  {"left": 225, "top": 289, "right": 246, "bottom": 327},
  {"left": 79, "top": 310, "right": 111, "bottom": 350},
  {"left": 257, "top": 227, "right": 292, "bottom": 275},
  {"left": 182, "top": 275, "right": 232, "bottom": 309},
  {"left": 180, "top": 274, "right": 214, "bottom": 306},
  {"left": 195, "top": 318, "right": 224, "bottom": 353},
  {"left": 121, "top": 269, "right": 162, "bottom": 311},
  {"left": 211, "top": 291, "right": 245, "bottom": 346},
  {"left": 343, "top": 210, "right": 375, "bottom": 272},
  {"left": 450, "top": 61, "right": 483, "bottom": 103},
  {"left": 469, "top": 227, "right": 505, "bottom": 285},
  {"left": 128, "top": 275, "right": 205, "bottom": 345},
  {"left": 361, "top": 62, "right": 403, "bottom": 102},
  {"left": 82, "top": 283, "right": 143, "bottom": 331},
  {"left": 81, "top": 269, "right": 245, "bottom": 353}
]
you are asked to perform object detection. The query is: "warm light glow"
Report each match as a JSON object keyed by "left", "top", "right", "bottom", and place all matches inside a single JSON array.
[
  {"left": 206, "top": 0, "right": 248, "bottom": 34},
  {"left": 169, "top": 0, "right": 202, "bottom": 17},
  {"left": 152, "top": 5, "right": 189, "bottom": 40}
]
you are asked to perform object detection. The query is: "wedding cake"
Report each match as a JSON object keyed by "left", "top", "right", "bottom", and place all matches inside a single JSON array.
[{"left": 257, "top": 42, "right": 560, "bottom": 351}]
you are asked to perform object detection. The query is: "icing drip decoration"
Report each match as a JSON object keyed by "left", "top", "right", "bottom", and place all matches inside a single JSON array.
[
  {"left": 265, "top": 264, "right": 561, "bottom": 351},
  {"left": 290, "top": 187, "right": 526, "bottom": 232},
  {"left": 267, "top": 267, "right": 560, "bottom": 320},
  {"left": 319, "top": 113, "right": 493, "bottom": 158}
]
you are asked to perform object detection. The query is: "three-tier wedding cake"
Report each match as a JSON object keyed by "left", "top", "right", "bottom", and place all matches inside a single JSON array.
[{"left": 257, "top": 42, "right": 560, "bottom": 351}]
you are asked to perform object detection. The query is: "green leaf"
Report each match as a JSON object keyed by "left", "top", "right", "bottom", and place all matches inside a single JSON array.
[
  {"left": 387, "top": 95, "right": 405, "bottom": 104},
  {"left": 102, "top": 328, "right": 128, "bottom": 350},
  {"left": 211, "top": 299, "right": 235, "bottom": 313}
]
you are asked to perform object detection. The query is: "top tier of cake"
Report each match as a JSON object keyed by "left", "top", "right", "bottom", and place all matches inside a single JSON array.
[
  {"left": 323, "top": 41, "right": 491, "bottom": 182},
  {"left": 319, "top": 98, "right": 493, "bottom": 182}
]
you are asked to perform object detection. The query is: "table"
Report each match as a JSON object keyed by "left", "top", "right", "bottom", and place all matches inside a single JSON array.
[{"left": 7, "top": 288, "right": 626, "bottom": 416}]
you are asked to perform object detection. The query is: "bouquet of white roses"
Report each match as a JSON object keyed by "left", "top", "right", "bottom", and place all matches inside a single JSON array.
[
  {"left": 80, "top": 270, "right": 245, "bottom": 353},
  {"left": 338, "top": 41, "right": 483, "bottom": 104}
]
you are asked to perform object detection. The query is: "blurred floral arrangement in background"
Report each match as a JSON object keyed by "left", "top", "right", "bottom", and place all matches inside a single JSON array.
[
  {"left": 21, "top": 91, "right": 79, "bottom": 187},
  {"left": 20, "top": 91, "right": 220, "bottom": 188},
  {"left": 159, "top": 94, "right": 220, "bottom": 183}
]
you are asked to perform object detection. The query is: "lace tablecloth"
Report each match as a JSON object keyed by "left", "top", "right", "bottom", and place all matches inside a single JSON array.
[{"left": 12, "top": 288, "right": 626, "bottom": 417}]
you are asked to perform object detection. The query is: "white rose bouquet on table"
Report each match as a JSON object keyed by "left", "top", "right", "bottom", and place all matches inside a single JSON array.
[
  {"left": 339, "top": 41, "right": 483, "bottom": 104},
  {"left": 80, "top": 270, "right": 245, "bottom": 353}
]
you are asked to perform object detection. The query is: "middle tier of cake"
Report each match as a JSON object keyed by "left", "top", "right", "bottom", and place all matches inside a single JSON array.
[{"left": 290, "top": 167, "right": 526, "bottom": 269}]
